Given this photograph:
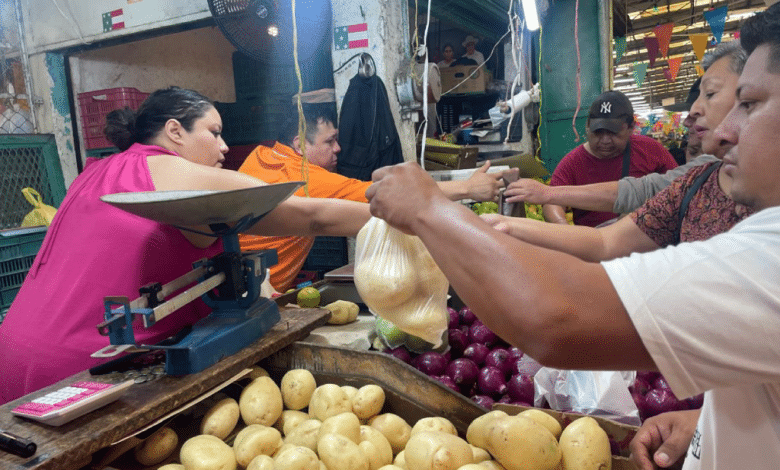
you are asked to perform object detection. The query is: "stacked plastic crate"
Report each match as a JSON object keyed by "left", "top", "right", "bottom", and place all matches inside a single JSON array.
[{"left": 78, "top": 87, "right": 149, "bottom": 153}]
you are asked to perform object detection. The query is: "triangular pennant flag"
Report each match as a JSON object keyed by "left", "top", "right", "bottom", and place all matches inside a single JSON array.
[
  {"left": 704, "top": 6, "right": 728, "bottom": 44},
  {"left": 615, "top": 36, "right": 627, "bottom": 63},
  {"left": 634, "top": 62, "right": 649, "bottom": 87},
  {"left": 668, "top": 57, "right": 682, "bottom": 80},
  {"left": 654, "top": 23, "right": 675, "bottom": 57},
  {"left": 689, "top": 33, "right": 709, "bottom": 63},
  {"left": 695, "top": 64, "right": 705, "bottom": 76},
  {"left": 663, "top": 68, "right": 674, "bottom": 83},
  {"left": 644, "top": 36, "right": 660, "bottom": 67}
]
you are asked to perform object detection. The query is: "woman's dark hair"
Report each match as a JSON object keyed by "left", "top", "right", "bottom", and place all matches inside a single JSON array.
[
  {"left": 443, "top": 43, "right": 454, "bottom": 52},
  {"left": 104, "top": 87, "right": 214, "bottom": 151},
  {"left": 740, "top": 2, "right": 780, "bottom": 72}
]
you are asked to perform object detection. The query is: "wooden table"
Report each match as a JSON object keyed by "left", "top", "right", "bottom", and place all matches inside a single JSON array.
[{"left": 0, "top": 307, "right": 329, "bottom": 470}]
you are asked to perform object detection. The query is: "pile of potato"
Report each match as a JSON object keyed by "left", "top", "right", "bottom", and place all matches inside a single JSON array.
[{"left": 134, "top": 368, "right": 613, "bottom": 470}]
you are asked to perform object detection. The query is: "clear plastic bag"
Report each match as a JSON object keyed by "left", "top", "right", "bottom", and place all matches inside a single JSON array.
[
  {"left": 354, "top": 217, "right": 449, "bottom": 347},
  {"left": 533, "top": 368, "right": 641, "bottom": 426}
]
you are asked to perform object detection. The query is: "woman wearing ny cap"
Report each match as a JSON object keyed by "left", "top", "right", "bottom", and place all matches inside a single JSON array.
[{"left": 542, "top": 90, "right": 678, "bottom": 227}]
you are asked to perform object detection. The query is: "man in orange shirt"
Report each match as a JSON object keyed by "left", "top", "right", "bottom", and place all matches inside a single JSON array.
[{"left": 238, "top": 104, "right": 513, "bottom": 292}]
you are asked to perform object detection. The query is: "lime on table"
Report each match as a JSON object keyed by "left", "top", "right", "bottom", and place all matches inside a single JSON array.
[{"left": 297, "top": 286, "right": 321, "bottom": 308}]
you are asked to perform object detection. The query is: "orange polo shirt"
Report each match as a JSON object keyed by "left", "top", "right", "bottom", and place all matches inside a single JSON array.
[{"left": 238, "top": 142, "right": 371, "bottom": 292}]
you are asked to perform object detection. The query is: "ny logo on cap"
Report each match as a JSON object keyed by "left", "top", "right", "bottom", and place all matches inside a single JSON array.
[{"left": 600, "top": 101, "right": 612, "bottom": 114}]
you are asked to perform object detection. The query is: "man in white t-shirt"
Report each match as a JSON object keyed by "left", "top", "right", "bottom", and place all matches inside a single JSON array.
[
  {"left": 362, "top": 5, "right": 780, "bottom": 469},
  {"left": 461, "top": 35, "right": 485, "bottom": 65}
]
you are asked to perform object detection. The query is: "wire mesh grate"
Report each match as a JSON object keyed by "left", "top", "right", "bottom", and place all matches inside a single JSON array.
[{"left": 0, "top": 145, "right": 56, "bottom": 229}]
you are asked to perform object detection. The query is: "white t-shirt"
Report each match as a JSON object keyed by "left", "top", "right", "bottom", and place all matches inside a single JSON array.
[
  {"left": 462, "top": 51, "right": 485, "bottom": 65},
  {"left": 602, "top": 206, "right": 780, "bottom": 469}
]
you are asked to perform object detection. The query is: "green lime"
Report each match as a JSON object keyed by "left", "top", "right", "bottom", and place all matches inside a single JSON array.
[
  {"left": 375, "top": 317, "right": 408, "bottom": 347},
  {"left": 296, "top": 287, "right": 321, "bottom": 308}
]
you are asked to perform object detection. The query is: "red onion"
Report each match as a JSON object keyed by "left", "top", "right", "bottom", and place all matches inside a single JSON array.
[
  {"left": 469, "top": 321, "right": 499, "bottom": 348},
  {"left": 447, "top": 307, "right": 460, "bottom": 330},
  {"left": 506, "top": 373, "right": 535, "bottom": 404},
  {"left": 653, "top": 376, "right": 673, "bottom": 392},
  {"left": 411, "top": 351, "right": 448, "bottom": 377},
  {"left": 447, "top": 328, "right": 468, "bottom": 358},
  {"left": 513, "top": 355, "right": 543, "bottom": 376},
  {"left": 446, "top": 358, "right": 479, "bottom": 388},
  {"left": 484, "top": 348, "right": 513, "bottom": 377},
  {"left": 640, "top": 388, "right": 685, "bottom": 421},
  {"left": 435, "top": 375, "right": 460, "bottom": 393},
  {"left": 462, "top": 343, "right": 490, "bottom": 366},
  {"left": 478, "top": 366, "right": 507, "bottom": 397},
  {"left": 685, "top": 393, "right": 704, "bottom": 409},
  {"left": 459, "top": 306, "right": 478, "bottom": 325},
  {"left": 384, "top": 347, "right": 412, "bottom": 364},
  {"left": 471, "top": 394, "right": 495, "bottom": 409},
  {"left": 629, "top": 376, "right": 652, "bottom": 396}
]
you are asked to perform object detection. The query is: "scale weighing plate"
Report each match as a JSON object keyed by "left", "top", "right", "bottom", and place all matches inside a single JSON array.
[{"left": 100, "top": 182, "right": 304, "bottom": 226}]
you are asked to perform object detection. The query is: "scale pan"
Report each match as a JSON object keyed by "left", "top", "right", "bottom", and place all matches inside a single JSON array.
[{"left": 100, "top": 182, "right": 304, "bottom": 226}]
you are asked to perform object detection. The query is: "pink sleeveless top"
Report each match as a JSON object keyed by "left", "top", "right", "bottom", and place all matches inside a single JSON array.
[{"left": 0, "top": 143, "right": 223, "bottom": 404}]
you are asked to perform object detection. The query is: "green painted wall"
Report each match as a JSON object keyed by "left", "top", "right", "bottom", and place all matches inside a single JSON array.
[{"left": 539, "top": 0, "right": 606, "bottom": 174}]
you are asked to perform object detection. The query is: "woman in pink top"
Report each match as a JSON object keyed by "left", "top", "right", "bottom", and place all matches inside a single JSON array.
[{"left": 0, "top": 87, "right": 369, "bottom": 404}]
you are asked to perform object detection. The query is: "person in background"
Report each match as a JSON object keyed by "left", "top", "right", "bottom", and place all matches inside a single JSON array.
[
  {"left": 461, "top": 35, "right": 485, "bottom": 65},
  {"left": 0, "top": 87, "right": 371, "bottom": 404},
  {"left": 480, "top": 39, "right": 749, "bottom": 258},
  {"left": 543, "top": 90, "right": 678, "bottom": 227},
  {"left": 364, "top": 5, "right": 780, "bottom": 467},
  {"left": 437, "top": 43, "right": 456, "bottom": 68},
  {"left": 237, "top": 102, "right": 515, "bottom": 293},
  {"left": 503, "top": 70, "right": 716, "bottom": 217}
]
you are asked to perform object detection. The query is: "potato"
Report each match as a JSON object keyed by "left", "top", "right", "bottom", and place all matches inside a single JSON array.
[
  {"left": 558, "top": 417, "right": 611, "bottom": 470},
  {"left": 352, "top": 385, "right": 385, "bottom": 420},
  {"left": 484, "top": 415, "right": 561, "bottom": 470},
  {"left": 317, "top": 433, "right": 370, "bottom": 470},
  {"left": 369, "top": 413, "right": 412, "bottom": 455},
  {"left": 274, "top": 443, "right": 299, "bottom": 458},
  {"left": 200, "top": 397, "right": 240, "bottom": 440},
  {"left": 393, "top": 450, "right": 407, "bottom": 469},
  {"left": 518, "top": 409, "right": 563, "bottom": 440},
  {"left": 240, "top": 376, "right": 284, "bottom": 426},
  {"left": 281, "top": 369, "right": 317, "bottom": 411},
  {"left": 325, "top": 300, "right": 360, "bottom": 324},
  {"left": 404, "top": 431, "right": 474, "bottom": 470},
  {"left": 134, "top": 426, "right": 178, "bottom": 466},
  {"left": 479, "top": 462, "right": 507, "bottom": 470},
  {"left": 458, "top": 466, "right": 490, "bottom": 470},
  {"left": 319, "top": 411, "right": 361, "bottom": 443},
  {"left": 377, "top": 466, "right": 405, "bottom": 470},
  {"left": 410, "top": 417, "right": 457, "bottom": 436},
  {"left": 277, "top": 410, "right": 311, "bottom": 436},
  {"left": 247, "top": 454, "right": 276, "bottom": 470},
  {"left": 285, "top": 419, "right": 323, "bottom": 451},
  {"left": 359, "top": 425, "right": 393, "bottom": 470},
  {"left": 342, "top": 385, "right": 360, "bottom": 403},
  {"left": 157, "top": 464, "right": 185, "bottom": 470},
  {"left": 470, "top": 445, "right": 491, "bottom": 463},
  {"left": 465, "top": 410, "right": 508, "bottom": 448},
  {"left": 233, "top": 424, "right": 283, "bottom": 467},
  {"left": 274, "top": 446, "right": 321, "bottom": 470},
  {"left": 180, "top": 434, "right": 237, "bottom": 470},
  {"left": 309, "top": 384, "right": 352, "bottom": 421},
  {"left": 247, "top": 366, "right": 271, "bottom": 379},
  {"left": 354, "top": 256, "right": 417, "bottom": 309}
]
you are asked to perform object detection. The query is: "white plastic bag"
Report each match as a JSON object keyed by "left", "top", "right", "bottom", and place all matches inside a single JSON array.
[
  {"left": 354, "top": 217, "right": 449, "bottom": 347},
  {"left": 533, "top": 368, "right": 641, "bottom": 426}
]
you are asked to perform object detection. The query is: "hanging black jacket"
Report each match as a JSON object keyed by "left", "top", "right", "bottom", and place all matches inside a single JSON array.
[{"left": 337, "top": 74, "right": 404, "bottom": 181}]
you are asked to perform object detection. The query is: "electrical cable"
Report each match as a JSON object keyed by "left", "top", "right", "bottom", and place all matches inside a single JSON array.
[
  {"left": 571, "top": 0, "right": 583, "bottom": 142},
  {"left": 291, "top": 0, "right": 309, "bottom": 196}
]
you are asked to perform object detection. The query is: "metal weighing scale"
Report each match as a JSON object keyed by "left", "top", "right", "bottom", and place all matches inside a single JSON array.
[{"left": 91, "top": 182, "right": 304, "bottom": 375}]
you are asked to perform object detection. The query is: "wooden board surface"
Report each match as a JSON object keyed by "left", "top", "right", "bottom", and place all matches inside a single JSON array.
[{"left": 0, "top": 307, "right": 329, "bottom": 470}]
